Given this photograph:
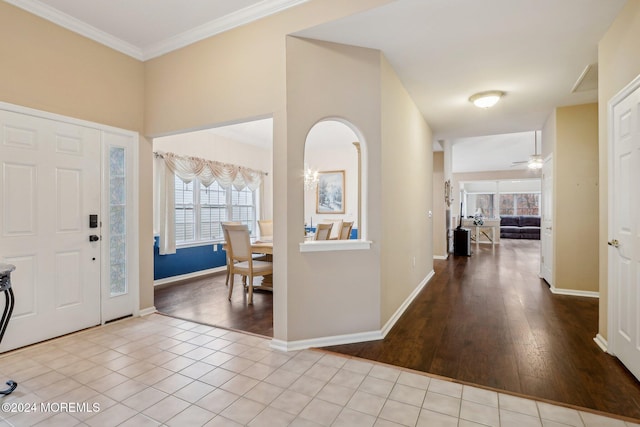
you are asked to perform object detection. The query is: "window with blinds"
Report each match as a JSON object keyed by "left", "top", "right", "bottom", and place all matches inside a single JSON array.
[{"left": 174, "top": 176, "right": 258, "bottom": 244}]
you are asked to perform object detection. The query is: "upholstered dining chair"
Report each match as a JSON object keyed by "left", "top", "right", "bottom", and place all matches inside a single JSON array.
[
  {"left": 222, "top": 223, "right": 273, "bottom": 305},
  {"left": 257, "top": 219, "right": 273, "bottom": 240},
  {"left": 314, "top": 222, "right": 334, "bottom": 240},
  {"left": 222, "top": 221, "right": 242, "bottom": 287},
  {"left": 340, "top": 221, "right": 354, "bottom": 240}
]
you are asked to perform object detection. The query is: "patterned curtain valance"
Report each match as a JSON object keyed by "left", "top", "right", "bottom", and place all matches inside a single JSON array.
[{"left": 154, "top": 151, "right": 266, "bottom": 191}]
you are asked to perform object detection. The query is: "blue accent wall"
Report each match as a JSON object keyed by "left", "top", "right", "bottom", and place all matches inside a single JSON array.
[
  {"left": 154, "top": 228, "right": 358, "bottom": 280},
  {"left": 154, "top": 236, "right": 227, "bottom": 280}
]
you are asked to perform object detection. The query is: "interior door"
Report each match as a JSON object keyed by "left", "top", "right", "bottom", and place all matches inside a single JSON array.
[
  {"left": 609, "top": 79, "right": 640, "bottom": 380},
  {"left": 0, "top": 110, "right": 101, "bottom": 351},
  {"left": 541, "top": 156, "right": 553, "bottom": 285}
]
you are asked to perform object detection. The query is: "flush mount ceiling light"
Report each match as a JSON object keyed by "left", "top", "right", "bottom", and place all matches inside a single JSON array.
[{"left": 469, "top": 90, "right": 504, "bottom": 108}]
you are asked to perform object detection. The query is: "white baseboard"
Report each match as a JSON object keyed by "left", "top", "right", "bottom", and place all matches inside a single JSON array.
[
  {"left": 381, "top": 270, "right": 434, "bottom": 337},
  {"left": 154, "top": 267, "right": 226, "bottom": 287},
  {"left": 549, "top": 287, "right": 599, "bottom": 298},
  {"left": 269, "top": 270, "right": 436, "bottom": 352},
  {"left": 139, "top": 306, "right": 158, "bottom": 317},
  {"left": 433, "top": 255, "right": 448, "bottom": 260},
  {"left": 270, "top": 330, "right": 384, "bottom": 352},
  {"left": 594, "top": 334, "right": 608, "bottom": 352}
]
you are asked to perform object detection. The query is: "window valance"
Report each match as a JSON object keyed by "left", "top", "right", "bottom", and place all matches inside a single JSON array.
[
  {"left": 154, "top": 151, "right": 265, "bottom": 191},
  {"left": 153, "top": 151, "right": 266, "bottom": 255}
]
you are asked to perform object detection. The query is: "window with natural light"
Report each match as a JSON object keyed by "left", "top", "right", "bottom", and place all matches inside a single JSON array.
[{"left": 175, "top": 176, "right": 257, "bottom": 245}]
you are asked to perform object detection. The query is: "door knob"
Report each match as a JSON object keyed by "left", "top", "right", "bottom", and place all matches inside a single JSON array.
[
  {"left": 608, "top": 239, "right": 620, "bottom": 248},
  {"left": 89, "top": 235, "right": 100, "bottom": 242}
]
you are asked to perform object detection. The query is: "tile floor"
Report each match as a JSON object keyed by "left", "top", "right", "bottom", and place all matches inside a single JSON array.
[{"left": 0, "top": 314, "right": 637, "bottom": 427}]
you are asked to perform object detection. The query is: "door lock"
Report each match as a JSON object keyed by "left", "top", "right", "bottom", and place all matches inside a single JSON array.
[
  {"left": 89, "top": 235, "right": 100, "bottom": 242},
  {"left": 608, "top": 239, "right": 620, "bottom": 248}
]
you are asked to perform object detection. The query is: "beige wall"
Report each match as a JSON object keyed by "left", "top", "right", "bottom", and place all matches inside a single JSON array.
[
  {"left": 598, "top": 0, "right": 640, "bottom": 338},
  {"left": 433, "top": 152, "right": 447, "bottom": 258},
  {"left": 380, "top": 56, "right": 433, "bottom": 323},
  {"left": 554, "top": 103, "right": 599, "bottom": 293},
  {"left": 0, "top": 2, "right": 154, "bottom": 310},
  {"left": 285, "top": 37, "right": 382, "bottom": 340}
]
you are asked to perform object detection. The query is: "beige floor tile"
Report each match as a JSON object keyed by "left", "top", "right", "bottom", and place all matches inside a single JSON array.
[
  {"left": 165, "top": 404, "right": 216, "bottom": 427},
  {"left": 195, "top": 387, "right": 240, "bottom": 413},
  {"left": 198, "top": 367, "right": 237, "bottom": 387},
  {"left": 359, "top": 376, "right": 395, "bottom": 398},
  {"left": 152, "top": 372, "right": 194, "bottom": 394},
  {"left": 346, "top": 390, "right": 386, "bottom": 417},
  {"left": 462, "top": 385, "right": 499, "bottom": 407},
  {"left": 247, "top": 406, "right": 295, "bottom": 427},
  {"left": 537, "top": 402, "right": 584, "bottom": 426},
  {"left": 141, "top": 395, "right": 191, "bottom": 423},
  {"left": 178, "top": 360, "right": 216, "bottom": 379},
  {"left": 204, "top": 414, "right": 244, "bottom": 426},
  {"left": 133, "top": 366, "right": 173, "bottom": 386},
  {"left": 117, "top": 413, "right": 162, "bottom": 426},
  {"left": 244, "top": 381, "right": 284, "bottom": 405},
  {"left": 173, "top": 380, "right": 216, "bottom": 403},
  {"left": 423, "top": 391, "right": 461, "bottom": 417},
  {"left": 220, "top": 396, "right": 265, "bottom": 425},
  {"left": 500, "top": 409, "right": 543, "bottom": 427},
  {"left": 122, "top": 387, "right": 168, "bottom": 412},
  {"left": 86, "top": 372, "right": 129, "bottom": 393},
  {"left": 33, "top": 412, "right": 83, "bottom": 426},
  {"left": 298, "top": 397, "right": 342, "bottom": 426},
  {"left": 332, "top": 407, "right": 377, "bottom": 427},
  {"left": 85, "top": 402, "right": 138, "bottom": 427},
  {"left": 416, "top": 408, "right": 459, "bottom": 427},
  {"left": 428, "top": 378, "right": 463, "bottom": 398},
  {"left": 459, "top": 400, "right": 500, "bottom": 427},
  {"left": 379, "top": 399, "right": 421, "bottom": 426},
  {"left": 316, "top": 383, "right": 356, "bottom": 406},
  {"left": 103, "top": 379, "right": 149, "bottom": 402},
  {"left": 289, "top": 375, "right": 326, "bottom": 397},
  {"left": 219, "top": 374, "right": 259, "bottom": 395},
  {"left": 388, "top": 383, "right": 426, "bottom": 407},
  {"left": 270, "top": 389, "right": 313, "bottom": 415},
  {"left": 499, "top": 393, "right": 540, "bottom": 417}
]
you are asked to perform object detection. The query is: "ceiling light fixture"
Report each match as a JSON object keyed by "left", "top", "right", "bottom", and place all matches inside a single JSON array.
[{"left": 469, "top": 90, "right": 504, "bottom": 108}]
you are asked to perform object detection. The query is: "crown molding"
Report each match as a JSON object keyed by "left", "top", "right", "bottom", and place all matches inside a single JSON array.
[
  {"left": 143, "top": 0, "right": 311, "bottom": 60},
  {"left": 6, "top": 0, "right": 310, "bottom": 61}
]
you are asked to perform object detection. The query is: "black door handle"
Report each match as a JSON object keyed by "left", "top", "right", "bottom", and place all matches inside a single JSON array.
[{"left": 89, "top": 235, "right": 100, "bottom": 242}]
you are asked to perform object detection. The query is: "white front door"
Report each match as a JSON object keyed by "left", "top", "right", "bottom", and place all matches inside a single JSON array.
[
  {"left": 541, "top": 156, "right": 553, "bottom": 285},
  {"left": 0, "top": 110, "right": 101, "bottom": 351},
  {"left": 609, "top": 78, "right": 640, "bottom": 380}
]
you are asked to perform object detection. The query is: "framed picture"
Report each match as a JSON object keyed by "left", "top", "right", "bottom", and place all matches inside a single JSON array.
[{"left": 316, "top": 170, "right": 345, "bottom": 214}]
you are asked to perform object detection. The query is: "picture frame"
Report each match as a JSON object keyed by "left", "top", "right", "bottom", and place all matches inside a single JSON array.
[{"left": 316, "top": 170, "right": 345, "bottom": 214}]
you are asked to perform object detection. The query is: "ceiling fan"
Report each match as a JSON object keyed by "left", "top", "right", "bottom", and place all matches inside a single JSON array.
[{"left": 512, "top": 131, "right": 543, "bottom": 169}]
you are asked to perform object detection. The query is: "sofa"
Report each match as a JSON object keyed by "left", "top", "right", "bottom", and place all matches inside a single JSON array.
[{"left": 500, "top": 215, "right": 541, "bottom": 239}]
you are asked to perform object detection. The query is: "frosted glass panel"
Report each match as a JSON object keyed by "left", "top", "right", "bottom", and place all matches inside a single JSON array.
[{"left": 109, "top": 146, "right": 127, "bottom": 296}]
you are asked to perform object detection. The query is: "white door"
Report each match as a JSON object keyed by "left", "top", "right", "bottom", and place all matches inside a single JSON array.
[
  {"left": 609, "top": 78, "right": 640, "bottom": 380},
  {"left": 541, "top": 156, "right": 553, "bottom": 285},
  {"left": 0, "top": 110, "right": 101, "bottom": 351}
]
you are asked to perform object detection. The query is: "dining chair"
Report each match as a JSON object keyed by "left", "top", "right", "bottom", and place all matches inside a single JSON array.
[
  {"left": 222, "top": 223, "right": 273, "bottom": 305},
  {"left": 314, "top": 222, "right": 334, "bottom": 240},
  {"left": 257, "top": 219, "right": 273, "bottom": 241},
  {"left": 221, "top": 221, "right": 242, "bottom": 287},
  {"left": 340, "top": 221, "right": 354, "bottom": 240}
]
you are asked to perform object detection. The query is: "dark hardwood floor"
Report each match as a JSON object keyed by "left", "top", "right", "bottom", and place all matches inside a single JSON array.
[
  {"left": 154, "top": 239, "right": 640, "bottom": 420},
  {"left": 154, "top": 273, "right": 274, "bottom": 337}
]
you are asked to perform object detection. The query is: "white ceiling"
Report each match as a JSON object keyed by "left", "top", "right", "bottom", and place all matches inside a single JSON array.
[{"left": 8, "top": 0, "right": 627, "bottom": 172}]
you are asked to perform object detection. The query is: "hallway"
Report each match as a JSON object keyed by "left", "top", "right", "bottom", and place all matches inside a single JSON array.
[{"left": 326, "top": 239, "right": 640, "bottom": 419}]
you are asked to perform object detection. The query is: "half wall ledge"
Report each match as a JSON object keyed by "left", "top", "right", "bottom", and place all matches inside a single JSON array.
[{"left": 299, "top": 240, "right": 372, "bottom": 252}]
